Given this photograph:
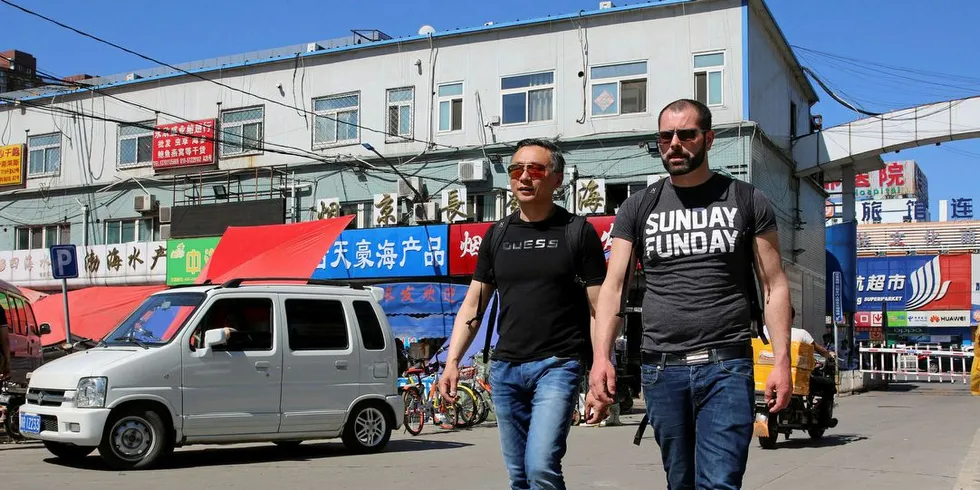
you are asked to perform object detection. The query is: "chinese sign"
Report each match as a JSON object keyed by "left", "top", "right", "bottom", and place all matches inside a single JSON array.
[
  {"left": 823, "top": 160, "right": 925, "bottom": 200},
  {"left": 0, "top": 241, "right": 167, "bottom": 288},
  {"left": 375, "top": 282, "right": 469, "bottom": 315},
  {"left": 373, "top": 192, "right": 399, "bottom": 227},
  {"left": 941, "top": 197, "right": 974, "bottom": 221},
  {"left": 0, "top": 144, "right": 25, "bottom": 187},
  {"left": 316, "top": 198, "right": 341, "bottom": 220},
  {"left": 826, "top": 197, "right": 928, "bottom": 225},
  {"left": 166, "top": 236, "right": 220, "bottom": 285},
  {"left": 854, "top": 221, "right": 980, "bottom": 254},
  {"left": 575, "top": 178, "right": 606, "bottom": 215},
  {"left": 441, "top": 188, "right": 469, "bottom": 223},
  {"left": 855, "top": 254, "right": 971, "bottom": 312},
  {"left": 504, "top": 191, "right": 519, "bottom": 214},
  {"left": 313, "top": 225, "right": 449, "bottom": 279},
  {"left": 151, "top": 119, "right": 216, "bottom": 171}
]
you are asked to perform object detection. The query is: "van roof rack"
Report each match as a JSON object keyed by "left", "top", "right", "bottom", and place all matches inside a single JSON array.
[{"left": 219, "top": 277, "right": 366, "bottom": 289}]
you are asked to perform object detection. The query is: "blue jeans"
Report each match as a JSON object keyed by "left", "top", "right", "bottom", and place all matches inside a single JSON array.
[
  {"left": 641, "top": 357, "right": 755, "bottom": 490},
  {"left": 490, "top": 356, "right": 583, "bottom": 490}
]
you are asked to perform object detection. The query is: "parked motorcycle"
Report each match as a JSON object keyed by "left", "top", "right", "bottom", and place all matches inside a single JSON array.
[{"left": 754, "top": 354, "right": 839, "bottom": 449}]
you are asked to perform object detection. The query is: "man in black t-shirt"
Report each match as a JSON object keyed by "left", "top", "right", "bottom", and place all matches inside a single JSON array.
[
  {"left": 589, "top": 99, "right": 793, "bottom": 490},
  {"left": 438, "top": 138, "right": 607, "bottom": 490}
]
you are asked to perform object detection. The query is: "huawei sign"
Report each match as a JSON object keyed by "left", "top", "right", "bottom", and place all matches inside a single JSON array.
[{"left": 905, "top": 255, "right": 971, "bottom": 311}]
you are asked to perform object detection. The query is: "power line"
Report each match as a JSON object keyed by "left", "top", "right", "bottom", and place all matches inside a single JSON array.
[{"left": 0, "top": 0, "right": 458, "bottom": 151}]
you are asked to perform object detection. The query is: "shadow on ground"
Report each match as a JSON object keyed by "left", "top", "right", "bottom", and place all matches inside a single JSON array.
[
  {"left": 43, "top": 438, "right": 472, "bottom": 471},
  {"left": 763, "top": 433, "right": 868, "bottom": 450}
]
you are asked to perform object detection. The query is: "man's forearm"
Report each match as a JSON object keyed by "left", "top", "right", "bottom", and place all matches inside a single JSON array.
[
  {"left": 766, "top": 284, "right": 793, "bottom": 367},
  {"left": 592, "top": 285, "right": 622, "bottom": 363},
  {"left": 445, "top": 302, "right": 482, "bottom": 367}
]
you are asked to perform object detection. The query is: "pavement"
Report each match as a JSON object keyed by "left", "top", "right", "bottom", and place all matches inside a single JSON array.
[{"left": 1, "top": 382, "right": 978, "bottom": 490}]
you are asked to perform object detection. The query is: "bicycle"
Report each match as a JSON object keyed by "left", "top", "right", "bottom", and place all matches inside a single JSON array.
[{"left": 402, "top": 352, "right": 465, "bottom": 435}]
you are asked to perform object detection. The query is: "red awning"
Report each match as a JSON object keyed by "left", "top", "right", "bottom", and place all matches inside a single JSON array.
[
  {"left": 18, "top": 287, "right": 49, "bottom": 304},
  {"left": 196, "top": 216, "right": 353, "bottom": 285},
  {"left": 33, "top": 285, "right": 168, "bottom": 346}
]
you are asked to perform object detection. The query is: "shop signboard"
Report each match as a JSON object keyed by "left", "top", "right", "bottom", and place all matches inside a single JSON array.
[
  {"left": 0, "top": 144, "right": 25, "bottom": 188},
  {"left": 151, "top": 119, "right": 216, "bottom": 171},
  {"left": 0, "top": 241, "right": 168, "bottom": 288},
  {"left": 313, "top": 225, "right": 449, "bottom": 279},
  {"left": 823, "top": 160, "right": 927, "bottom": 201},
  {"left": 166, "top": 236, "right": 221, "bottom": 285},
  {"left": 856, "top": 254, "right": 971, "bottom": 312}
]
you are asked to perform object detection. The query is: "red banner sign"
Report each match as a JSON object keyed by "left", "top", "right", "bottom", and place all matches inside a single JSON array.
[
  {"left": 152, "top": 119, "right": 216, "bottom": 171},
  {"left": 447, "top": 216, "right": 618, "bottom": 276}
]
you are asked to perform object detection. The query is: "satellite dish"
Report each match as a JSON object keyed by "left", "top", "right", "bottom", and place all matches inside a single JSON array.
[{"left": 418, "top": 25, "right": 436, "bottom": 36}]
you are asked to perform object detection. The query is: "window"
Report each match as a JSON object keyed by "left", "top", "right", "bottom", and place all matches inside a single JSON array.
[
  {"left": 386, "top": 87, "right": 415, "bottom": 141},
  {"left": 313, "top": 93, "right": 359, "bottom": 148},
  {"left": 467, "top": 193, "right": 498, "bottom": 222},
  {"left": 27, "top": 133, "right": 61, "bottom": 176},
  {"left": 437, "top": 82, "right": 463, "bottom": 132},
  {"left": 0, "top": 293, "right": 19, "bottom": 335},
  {"left": 693, "top": 52, "right": 725, "bottom": 106},
  {"left": 353, "top": 300, "right": 385, "bottom": 350},
  {"left": 193, "top": 297, "right": 274, "bottom": 351},
  {"left": 790, "top": 101, "right": 798, "bottom": 139},
  {"left": 118, "top": 122, "right": 154, "bottom": 167},
  {"left": 15, "top": 223, "right": 70, "bottom": 250},
  {"left": 286, "top": 299, "right": 349, "bottom": 351},
  {"left": 12, "top": 297, "right": 27, "bottom": 336},
  {"left": 105, "top": 218, "right": 156, "bottom": 244},
  {"left": 590, "top": 62, "right": 648, "bottom": 117},
  {"left": 501, "top": 71, "right": 554, "bottom": 125},
  {"left": 220, "top": 106, "right": 264, "bottom": 157}
]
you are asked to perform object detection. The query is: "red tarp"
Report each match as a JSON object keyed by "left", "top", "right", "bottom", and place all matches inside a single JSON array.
[
  {"left": 18, "top": 287, "right": 49, "bottom": 304},
  {"left": 33, "top": 285, "right": 168, "bottom": 346},
  {"left": 196, "top": 215, "right": 354, "bottom": 285}
]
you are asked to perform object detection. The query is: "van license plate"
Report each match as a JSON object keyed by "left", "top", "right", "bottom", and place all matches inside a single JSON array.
[{"left": 19, "top": 413, "right": 41, "bottom": 434}]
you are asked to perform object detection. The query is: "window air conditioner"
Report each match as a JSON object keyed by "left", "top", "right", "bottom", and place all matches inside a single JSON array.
[
  {"left": 458, "top": 158, "right": 488, "bottom": 182},
  {"left": 413, "top": 201, "right": 439, "bottom": 223},
  {"left": 398, "top": 176, "right": 422, "bottom": 197},
  {"left": 134, "top": 194, "right": 156, "bottom": 212}
]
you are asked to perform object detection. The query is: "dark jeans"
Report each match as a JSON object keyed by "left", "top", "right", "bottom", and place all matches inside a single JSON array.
[
  {"left": 490, "top": 356, "right": 583, "bottom": 490},
  {"left": 641, "top": 357, "right": 755, "bottom": 490}
]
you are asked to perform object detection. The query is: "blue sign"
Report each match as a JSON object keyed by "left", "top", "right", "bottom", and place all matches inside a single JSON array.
[
  {"left": 49, "top": 245, "right": 79, "bottom": 279},
  {"left": 313, "top": 225, "right": 449, "bottom": 279},
  {"left": 376, "top": 282, "right": 468, "bottom": 315},
  {"left": 825, "top": 222, "right": 856, "bottom": 314},
  {"left": 854, "top": 255, "right": 961, "bottom": 312},
  {"left": 948, "top": 197, "right": 974, "bottom": 220},
  {"left": 832, "top": 271, "right": 843, "bottom": 324}
]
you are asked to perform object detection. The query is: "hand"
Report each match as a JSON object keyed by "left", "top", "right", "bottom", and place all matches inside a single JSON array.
[
  {"left": 588, "top": 359, "right": 617, "bottom": 406},
  {"left": 437, "top": 363, "right": 460, "bottom": 404},
  {"left": 765, "top": 364, "right": 792, "bottom": 413},
  {"left": 584, "top": 391, "right": 610, "bottom": 425}
]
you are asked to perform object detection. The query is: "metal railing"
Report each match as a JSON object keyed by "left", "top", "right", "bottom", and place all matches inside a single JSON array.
[{"left": 858, "top": 343, "right": 974, "bottom": 383}]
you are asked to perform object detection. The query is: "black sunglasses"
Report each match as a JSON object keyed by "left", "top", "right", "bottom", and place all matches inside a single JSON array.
[{"left": 657, "top": 128, "right": 706, "bottom": 143}]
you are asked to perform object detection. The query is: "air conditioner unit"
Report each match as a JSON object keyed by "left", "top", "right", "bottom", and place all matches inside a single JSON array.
[
  {"left": 458, "top": 159, "right": 488, "bottom": 182},
  {"left": 158, "top": 206, "right": 172, "bottom": 224},
  {"left": 134, "top": 194, "right": 156, "bottom": 212},
  {"left": 159, "top": 224, "right": 171, "bottom": 240},
  {"left": 413, "top": 201, "right": 439, "bottom": 223},
  {"left": 306, "top": 42, "right": 322, "bottom": 53},
  {"left": 398, "top": 176, "right": 422, "bottom": 197},
  {"left": 599, "top": 1, "right": 615, "bottom": 9}
]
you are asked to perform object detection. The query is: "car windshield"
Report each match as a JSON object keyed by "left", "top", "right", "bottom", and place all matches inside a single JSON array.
[{"left": 102, "top": 292, "right": 205, "bottom": 346}]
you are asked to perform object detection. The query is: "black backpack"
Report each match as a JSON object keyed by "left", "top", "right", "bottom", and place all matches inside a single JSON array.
[
  {"left": 619, "top": 175, "right": 768, "bottom": 344},
  {"left": 479, "top": 209, "right": 591, "bottom": 364}
]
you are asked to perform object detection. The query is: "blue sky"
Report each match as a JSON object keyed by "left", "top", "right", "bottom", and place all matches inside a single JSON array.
[{"left": 4, "top": 0, "right": 979, "bottom": 215}]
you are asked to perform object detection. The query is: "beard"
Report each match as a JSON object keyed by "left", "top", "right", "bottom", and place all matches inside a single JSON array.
[{"left": 660, "top": 144, "right": 707, "bottom": 176}]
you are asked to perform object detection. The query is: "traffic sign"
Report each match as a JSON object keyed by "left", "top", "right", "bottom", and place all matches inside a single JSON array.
[{"left": 49, "top": 245, "right": 79, "bottom": 280}]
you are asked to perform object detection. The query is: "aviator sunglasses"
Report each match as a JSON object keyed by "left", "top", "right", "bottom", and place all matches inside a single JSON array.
[
  {"left": 657, "top": 128, "right": 706, "bottom": 144},
  {"left": 507, "top": 163, "right": 550, "bottom": 180}
]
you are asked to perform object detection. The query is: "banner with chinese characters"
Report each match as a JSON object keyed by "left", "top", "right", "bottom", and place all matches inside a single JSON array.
[
  {"left": 575, "top": 178, "right": 606, "bottom": 215},
  {"left": 373, "top": 192, "right": 399, "bottom": 227},
  {"left": 823, "top": 160, "right": 926, "bottom": 200},
  {"left": 166, "top": 236, "right": 221, "bottom": 285},
  {"left": 855, "top": 221, "right": 980, "bottom": 254},
  {"left": 0, "top": 241, "right": 167, "bottom": 288},
  {"left": 446, "top": 216, "right": 616, "bottom": 276},
  {"left": 0, "top": 144, "right": 25, "bottom": 187},
  {"left": 441, "top": 188, "right": 468, "bottom": 223},
  {"left": 855, "top": 254, "right": 972, "bottom": 313},
  {"left": 826, "top": 198, "right": 929, "bottom": 225},
  {"left": 375, "top": 282, "right": 469, "bottom": 316},
  {"left": 151, "top": 119, "right": 216, "bottom": 171},
  {"left": 939, "top": 197, "right": 975, "bottom": 221},
  {"left": 316, "top": 198, "right": 341, "bottom": 220},
  {"left": 313, "top": 225, "right": 449, "bottom": 279}
]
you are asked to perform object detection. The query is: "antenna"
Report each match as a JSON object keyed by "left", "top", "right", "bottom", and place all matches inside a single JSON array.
[{"left": 418, "top": 25, "right": 436, "bottom": 36}]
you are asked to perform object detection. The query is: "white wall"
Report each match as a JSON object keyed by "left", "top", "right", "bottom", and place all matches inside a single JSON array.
[{"left": 0, "top": 0, "right": 746, "bottom": 192}]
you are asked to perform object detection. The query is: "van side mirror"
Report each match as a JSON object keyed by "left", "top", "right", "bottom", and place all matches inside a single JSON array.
[
  {"left": 38, "top": 323, "right": 51, "bottom": 336},
  {"left": 203, "top": 328, "right": 228, "bottom": 348}
]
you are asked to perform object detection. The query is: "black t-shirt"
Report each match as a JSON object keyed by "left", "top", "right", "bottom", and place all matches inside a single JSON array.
[
  {"left": 473, "top": 207, "right": 607, "bottom": 363},
  {"left": 612, "top": 174, "right": 778, "bottom": 352}
]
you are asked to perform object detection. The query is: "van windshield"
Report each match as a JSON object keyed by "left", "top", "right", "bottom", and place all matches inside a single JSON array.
[{"left": 103, "top": 292, "right": 205, "bottom": 346}]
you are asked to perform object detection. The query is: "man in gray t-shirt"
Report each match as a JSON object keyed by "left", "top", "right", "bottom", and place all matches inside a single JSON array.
[{"left": 587, "top": 99, "right": 794, "bottom": 490}]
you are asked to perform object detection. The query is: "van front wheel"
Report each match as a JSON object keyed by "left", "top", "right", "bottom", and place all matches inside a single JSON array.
[
  {"left": 99, "top": 407, "right": 172, "bottom": 470},
  {"left": 342, "top": 402, "right": 392, "bottom": 454}
]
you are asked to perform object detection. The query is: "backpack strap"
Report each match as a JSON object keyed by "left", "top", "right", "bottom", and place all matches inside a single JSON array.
[
  {"left": 565, "top": 213, "right": 589, "bottom": 287},
  {"left": 481, "top": 211, "right": 518, "bottom": 363},
  {"left": 618, "top": 177, "right": 667, "bottom": 319},
  {"left": 731, "top": 177, "right": 768, "bottom": 345}
]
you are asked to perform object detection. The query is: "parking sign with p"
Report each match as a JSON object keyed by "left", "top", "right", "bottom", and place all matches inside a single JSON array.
[{"left": 49, "top": 245, "right": 79, "bottom": 280}]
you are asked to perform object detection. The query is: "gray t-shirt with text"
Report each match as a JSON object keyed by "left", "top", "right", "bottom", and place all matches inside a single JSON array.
[{"left": 611, "top": 174, "right": 777, "bottom": 353}]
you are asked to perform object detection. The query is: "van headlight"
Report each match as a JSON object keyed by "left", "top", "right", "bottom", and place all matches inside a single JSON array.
[{"left": 74, "top": 377, "right": 107, "bottom": 408}]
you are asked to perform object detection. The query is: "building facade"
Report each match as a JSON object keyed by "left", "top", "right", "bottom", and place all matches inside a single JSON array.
[{"left": 0, "top": 0, "right": 828, "bottom": 335}]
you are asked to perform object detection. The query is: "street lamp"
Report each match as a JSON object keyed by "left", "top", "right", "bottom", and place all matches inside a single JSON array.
[{"left": 361, "top": 143, "right": 423, "bottom": 203}]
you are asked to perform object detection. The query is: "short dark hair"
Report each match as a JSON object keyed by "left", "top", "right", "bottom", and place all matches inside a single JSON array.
[
  {"left": 514, "top": 138, "right": 566, "bottom": 174},
  {"left": 658, "top": 98, "right": 712, "bottom": 131}
]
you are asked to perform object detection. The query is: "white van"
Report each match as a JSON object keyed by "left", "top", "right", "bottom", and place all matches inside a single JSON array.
[{"left": 17, "top": 279, "right": 404, "bottom": 470}]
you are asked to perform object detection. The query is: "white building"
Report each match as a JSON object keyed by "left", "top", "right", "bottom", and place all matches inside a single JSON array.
[{"left": 0, "top": 0, "right": 827, "bottom": 330}]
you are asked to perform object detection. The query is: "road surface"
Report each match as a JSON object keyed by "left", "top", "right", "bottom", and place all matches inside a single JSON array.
[{"left": 2, "top": 382, "right": 977, "bottom": 489}]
